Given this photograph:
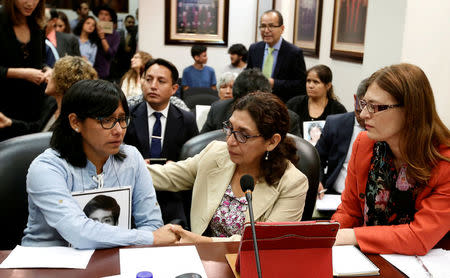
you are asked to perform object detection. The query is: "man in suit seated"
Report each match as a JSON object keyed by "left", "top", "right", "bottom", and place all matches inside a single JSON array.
[
  {"left": 201, "top": 68, "right": 301, "bottom": 137},
  {"left": 247, "top": 10, "right": 306, "bottom": 103},
  {"left": 124, "top": 58, "right": 199, "bottom": 227},
  {"left": 315, "top": 78, "right": 369, "bottom": 199}
]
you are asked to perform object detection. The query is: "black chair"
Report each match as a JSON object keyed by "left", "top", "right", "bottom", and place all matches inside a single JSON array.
[
  {"left": 0, "top": 132, "right": 52, "bottom": 250},
  {"left": 178, "top": 130, "right": 320, "bottom": 224},
  {"left": 181, "top": 87, "right": 219, "bottom": 110}
]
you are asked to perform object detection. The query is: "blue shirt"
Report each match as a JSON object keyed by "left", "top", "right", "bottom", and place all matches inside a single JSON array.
[
  {"left": 181, "top": 65, "right": 216, "bottom": 88},
  {"left": 78, "top": 38, "right": 98, "bottom": 65},
  {"left": 22, "top": 144, "right": 163, "bottom": 249},
  {"left": 262, "top": 37, "right": 283, "bottom": 77}
]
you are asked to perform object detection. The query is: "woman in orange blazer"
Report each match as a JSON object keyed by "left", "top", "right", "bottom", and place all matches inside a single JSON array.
[{"left": 332, "top": 63, "right": 450, "bottom": 255}]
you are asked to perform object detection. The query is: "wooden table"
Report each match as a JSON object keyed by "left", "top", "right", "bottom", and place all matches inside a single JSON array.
[{"left": 1, "top": 238, "right": 448, "bottom": 278}]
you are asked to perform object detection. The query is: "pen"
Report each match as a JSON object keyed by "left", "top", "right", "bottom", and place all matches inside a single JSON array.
[
  {"left": 317, "top": 189, "right": 327, "bottom": 195},
  {"left": 415, "top": 255, "right": 432, "bottom": 277}
]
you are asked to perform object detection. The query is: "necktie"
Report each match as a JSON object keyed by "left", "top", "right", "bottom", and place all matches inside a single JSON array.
[
  {"left": 150, "top": 112, "right": 162, "bottom": 158},
  {"left": 262, "top": 47, "right": 274, "bottom": 79}
]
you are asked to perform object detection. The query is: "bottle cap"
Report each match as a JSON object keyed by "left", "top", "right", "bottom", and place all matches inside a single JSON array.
[{"left": 136, "top": 271, "right": 153, "bottom": 278}]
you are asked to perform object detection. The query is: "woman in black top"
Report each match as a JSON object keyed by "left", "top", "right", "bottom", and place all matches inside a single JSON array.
[
  {"left": 0, "top": 0, "right": 49, "bottom": 141},
  {"left": 286, "top": 64, "right": 346, "bottom": 137}
]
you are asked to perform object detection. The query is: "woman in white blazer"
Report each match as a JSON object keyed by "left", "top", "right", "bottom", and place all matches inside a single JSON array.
[{"left": 148, "top": 92, "right": 308, "bottom": 242}]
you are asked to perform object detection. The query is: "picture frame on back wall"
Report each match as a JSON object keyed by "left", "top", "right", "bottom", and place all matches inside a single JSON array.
[
  {"left": 165, "top": 0, "right": 230, "bottom": 46},
  {"left": 330, "top": 0, "right": 368, "bottom": 63},
  {"left": 293, "top": 0, "right": 323, "bottom": 57}
]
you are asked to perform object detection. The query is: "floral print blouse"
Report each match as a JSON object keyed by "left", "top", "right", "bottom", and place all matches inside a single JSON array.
[{"left": 209, "top": 184, "right": 248, "bottom": 237}]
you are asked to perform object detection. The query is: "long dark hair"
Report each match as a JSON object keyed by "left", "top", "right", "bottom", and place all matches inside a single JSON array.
[
  {"left": 73, "top": 15, "right": 100, "bottom": 45},
  {"left": 307, "top": 64, "right": 337, "bottom": 100},
  {"left": 233, "top": 92, "right": 299, "bottom": 185},
  {"left": 51, "top": 80, "right": 129, "bottom": 167}
]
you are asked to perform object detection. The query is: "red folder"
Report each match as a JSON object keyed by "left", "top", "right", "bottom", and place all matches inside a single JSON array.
[{"left": 235, "top": 221, "right": 339, "bottom": 278}]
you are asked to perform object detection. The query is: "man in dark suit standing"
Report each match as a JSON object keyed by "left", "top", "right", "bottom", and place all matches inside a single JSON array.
[
  {"left": 315, "top": 78, "right": 368, "bottom": 199},
  {"left": 124, "top": 58, "right": 198, "bottom": 227},
  {"left": 247, "top": 10, "right": 306, "bottom": 103}
]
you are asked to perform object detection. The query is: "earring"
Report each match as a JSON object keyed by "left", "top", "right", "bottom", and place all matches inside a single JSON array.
[
  {"left": 265, "top": 151, "right": 269, "bottom": 160},
  {"left": 75, "top": 128, "right": 79, "bottom": 132}
]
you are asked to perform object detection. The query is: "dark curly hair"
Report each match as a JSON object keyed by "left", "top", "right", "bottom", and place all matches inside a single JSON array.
[{"left": 233, "top": 92, "right": 298, "bottom": 185}]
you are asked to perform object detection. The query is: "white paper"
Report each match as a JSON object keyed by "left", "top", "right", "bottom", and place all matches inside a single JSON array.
[
  {"left": 0, "top": 245, "right": 94, "bottom": 269},
  {"left": 195, "top": 105, "right": 211, "bottom": 131},
  {"left": 381, "top": 249, "right": 450, "bottom": 278},
  {"left": 316, "top": 194, "right": 342, "bottom": 211},
  {"left": 333, "top": 245, "right": 379, "bottom": 276},
  {"left": 119, "top": 245, "right": 207, "bottom": 277}
]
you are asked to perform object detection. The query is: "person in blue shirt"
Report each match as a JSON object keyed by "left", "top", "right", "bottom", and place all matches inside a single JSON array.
[
  {"left": 181, "top": 45, "right": 217, "bottom": 91},
  {"left": 22, "top": 79, "right": 178, "bottom": 249}
]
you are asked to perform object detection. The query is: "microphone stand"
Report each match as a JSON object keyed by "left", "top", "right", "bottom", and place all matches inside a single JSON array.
[{"left": 245, "top": 191, "right": 262, "bottom": 278}]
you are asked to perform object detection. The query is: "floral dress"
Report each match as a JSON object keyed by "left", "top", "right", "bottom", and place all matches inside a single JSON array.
[{"left": 208, "top": 184, "right": 248, "bottom": 237}]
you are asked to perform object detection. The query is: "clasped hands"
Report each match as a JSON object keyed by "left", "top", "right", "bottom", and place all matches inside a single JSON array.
[{"left": 153, "top": 224, "right": 212, "bottom": 245}]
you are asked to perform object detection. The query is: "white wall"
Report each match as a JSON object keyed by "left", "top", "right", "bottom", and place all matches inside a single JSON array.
[
  {"left": 139, "top": 0, "right": 257, "bottom": 76},
  {"left": 401, "top": 0, "right": 450, "bottom": 126},
  {"left": 138, "top": 0, "right": 450, "bottom": 126}
]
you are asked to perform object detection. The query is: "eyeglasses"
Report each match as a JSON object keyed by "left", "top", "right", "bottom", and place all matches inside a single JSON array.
[
  {"left": 359, "top": 99, "right": 402, "bottom": 114},
  {"left": 258, "top": 24, "right": 282, "bottom": 31},
  {"left": 223, "top": 121, "right": 261, "bottom": 143},
  {"left": 96, "top": 116, "right": 131, "bottom": 129}
]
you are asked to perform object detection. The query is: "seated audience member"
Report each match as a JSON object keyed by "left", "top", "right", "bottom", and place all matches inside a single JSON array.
[
  {"left": 148, "top": 92, "right": 308, "bottom": 242},
  {"left": 70, "top": 1, "right": 90, "bottom": 31},
  {"left": 22, "top": 79, "right": 177, "bottom": 249},
  {"left": 93, "top": 5, "right": 120, "bottom": 80},
  {"left": 286, "top": 65, "right": 347, "bottom": 137},
  {"left": 217, "top": 72, "right": 238, "bottom": 100},
  {"left": 333, "top": 63, "right": 450, "bottom": 255},
  {"left": 73, "top": 16, "right": 99, "bottom": 65},
  {"left": 121, "top": 51, "right": 189, "bottom": 111},
  {"left": 181, "top": 45, "right": 217, "bottom": 91},
  {"left": 124, "top": 58, "right": 199, "bottom": 226},
  {"left": 316, "top": 78, "right": 368, "bottom": 199},
  {"left": 223, "top": 43, "right": 247, "bottom": 74},
  {"left": 120, "top": 51, "right": 152, "bottom": 97},
  {"left": 0, "top": 56, "right": 97, "bottom": 136},
  {"left": 56, "top": 11, "right": 71, "bottom": 33},
  {"left": 201, "top": 69, "right": 301, "bottom": 137},
  {"left": 46, "top": 9, "right": 81, "bottom": 58},
  {"left": 83, "top": 195, "right": 120, "bottom": 226}
]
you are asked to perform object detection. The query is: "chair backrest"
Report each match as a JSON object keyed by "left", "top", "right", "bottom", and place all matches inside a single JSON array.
[
  {"left": 179, "top": 130, "right": 320, "bottom": 221},
  {"left": 0, "top": 132, "right": 52, "bottom": 249},
  {"left": 183, "top": 91, "right": 220, "bottom": 109}
]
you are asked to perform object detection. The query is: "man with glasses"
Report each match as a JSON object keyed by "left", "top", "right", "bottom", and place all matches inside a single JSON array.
[
  {"left": 124, "top": 58, "right": 198, "bottom": 227},
  {"left": 315, "top": 78, "right": 368, "bottom": 200},
  {"left": 247, "top": 10, "right": 307, "bottom": 103}
]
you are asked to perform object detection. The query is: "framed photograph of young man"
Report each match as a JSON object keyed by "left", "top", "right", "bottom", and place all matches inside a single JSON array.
[
  {"left": 330, "top": 0, "right": 368, "bottom": 63},
  {"left": 165, "top": 0, "right": 230, "bottom": 46},
  {"left": 293, "top": 0, "right": 323, "bottom": 57},
  {"left": 72, "top": 186, "right": 132, "bottom": 229}
]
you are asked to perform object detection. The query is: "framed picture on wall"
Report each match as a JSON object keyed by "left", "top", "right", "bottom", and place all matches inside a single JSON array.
[
  {"left": 293, "top": 0, "right": 323, "bottom": 57},
  {"left": 255, "top": 0, "right": 275, "bottom": 42},
  {"left": 330, "top": 0, "right": 368, "bottom": 63},
  {"left": 165, "top": 0, "right": 230, "bottom": 46}
]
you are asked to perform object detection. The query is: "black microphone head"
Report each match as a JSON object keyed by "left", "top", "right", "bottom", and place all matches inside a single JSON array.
[{"left": 240, "top": 174, "right": 255, "bottom": 192}]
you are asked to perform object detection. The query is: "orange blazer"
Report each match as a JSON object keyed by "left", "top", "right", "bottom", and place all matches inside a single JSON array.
[{"left": 332, "top": 132, "right": 450, "bottom": 255}]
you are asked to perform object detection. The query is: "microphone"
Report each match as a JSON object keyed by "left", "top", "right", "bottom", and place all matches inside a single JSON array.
[{"left": 240, "top": 174, "right": 262, "bottom": 278}]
